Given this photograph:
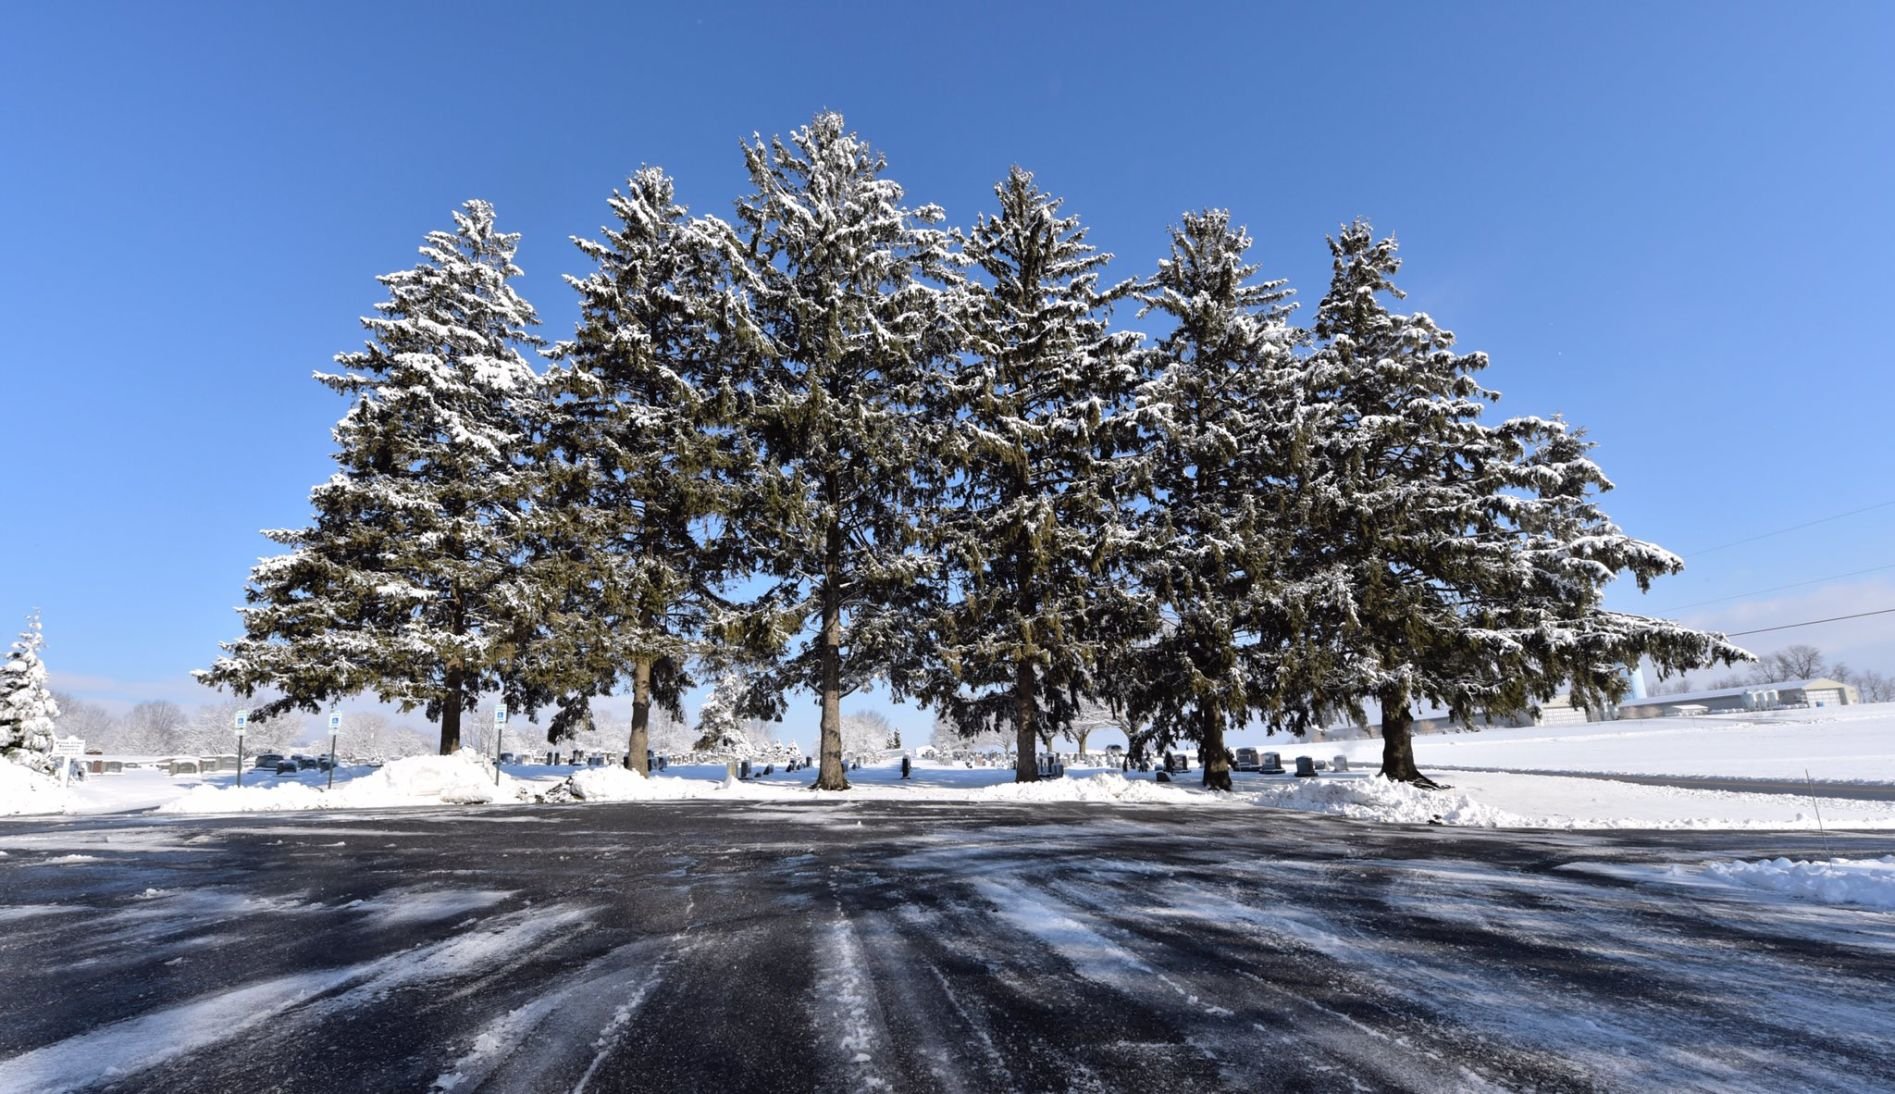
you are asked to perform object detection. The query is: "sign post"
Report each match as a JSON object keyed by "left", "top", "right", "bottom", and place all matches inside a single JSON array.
[
  {"left": 52, "top": 736, "right": 84, "bottom": 790},
  {"left": 234, "top": 710, "right": 249, "bottom": 787},
  {"left": 493, "top": 705, "right": 508, "bottom": 786},
  {"left": 327, "top": 711, "right": 341, "bottom": 790}
]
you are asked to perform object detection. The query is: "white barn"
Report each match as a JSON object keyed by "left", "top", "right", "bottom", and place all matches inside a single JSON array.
[{"left": 1616, "top": 677, "right": 1860, "bottom": 720}]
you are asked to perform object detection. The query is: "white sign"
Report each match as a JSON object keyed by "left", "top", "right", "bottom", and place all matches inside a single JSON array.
[
  {"left": 494, "top": 706, "right": 508, "bottom": 727},
  {"left": 52, "top": 736, "right": 84, "bottom": 758},
  {"left": 328, "top": 713, "right": 342, "bottom": 732},
  {"left": 234, "top": 709, "right": 249, "bottom": 732}
]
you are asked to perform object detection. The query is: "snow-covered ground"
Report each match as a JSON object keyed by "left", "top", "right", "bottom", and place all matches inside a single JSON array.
[
  {"left": 1563, "top": 855, "right": 1895, "bottom": 911},
  {"left": 5, "top": 702, "right": 1893, "bottom": 831},
  {"left": 1330, "top": 701, "right": 1895, "bottom": 782}
]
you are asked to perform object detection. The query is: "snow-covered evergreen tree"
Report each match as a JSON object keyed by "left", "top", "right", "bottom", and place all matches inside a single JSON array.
[
  {"left": 1288, "top": 221, "right": 1748, "bottom": 784},
  {"left": 538, "top": 167, "right": 733, "bottom": 773},
  {"left": 716, "top": 113, "right": 957, "bottom": 790},
  {"left": 0, "top": 613, "right": 60, "bottom": 770},
  {"left": 199, "top": 201, "right": 549, "bottom": 754},
  {"left": 1126, "top": 210, "right": 1303, "bottom": 790},
  {"left": 926, "top": 167, "right": 1143, "bottom": 783},
  {"left": 692, "top": 673, "right": 752, "bottom": 754}
]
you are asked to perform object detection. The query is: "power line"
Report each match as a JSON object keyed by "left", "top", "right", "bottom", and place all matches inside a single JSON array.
[
  {"left": 1722, "top": 607, "right": 1895, "bottom": 638},
  {"left": 1680, "top": 498, "right": 1895, "bottom": 557},
  {"left": 1658, "top": 562, "right": 1895, "bottom": 613}
]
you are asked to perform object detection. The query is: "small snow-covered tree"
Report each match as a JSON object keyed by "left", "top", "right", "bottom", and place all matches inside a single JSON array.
[
  {"left": 717, "top": 113, "right": 956, "bottom": 790},
  {"left": 199, "top": 201, "right": 548, "bottom": 754},
  {"left": 693, "top": 674, "right": 752, "bottom": 754},
  {"left": 1287, "top": 221, "right": 1747, "bottom": 785},
  {"left": 926, "top": 167, "right": 1144, "bottom": 783},
  {"left": 538, "top": 167, "right": 734, "bottom": 773},
  {"left": 0, "top": 613, "right": 60, "bottom": 769},
  {"left": 1125, "top": 210, "right": 1304, "bottom": 790}
]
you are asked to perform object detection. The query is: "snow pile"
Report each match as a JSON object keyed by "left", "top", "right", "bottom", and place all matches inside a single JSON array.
[
  {"left": 1703, "top": 855, "right": 1895, "bottom": 910},
  {"left": 161, "top": 751, "right": 532, "bottom": 814},
  {"left": 557, "top": 765, "right": 721, "bottom": 802},
  {"left": 0, "top": 757, "right": 66, "bottom": 816},
  {"left": 158, "top": 781, "right": 327, "bottom": 814},
  {"left": 332, "top": 751, "right": 531, "bottom": 806},
  {"left": 1244, "top": 774, "right": 1529, "bottom": 827},
  {"left": 971, "top": 772, "right": 1206, "bottom": 805}
]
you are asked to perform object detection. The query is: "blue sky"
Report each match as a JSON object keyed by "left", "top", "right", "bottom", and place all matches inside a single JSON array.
[{"left": 4, "top": 2, "right": 1893, "bottom": 746}]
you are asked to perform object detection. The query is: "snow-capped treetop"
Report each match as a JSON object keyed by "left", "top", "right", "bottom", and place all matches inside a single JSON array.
[{"left": 0, "top": 611, "right": 60, "bottom": 757}]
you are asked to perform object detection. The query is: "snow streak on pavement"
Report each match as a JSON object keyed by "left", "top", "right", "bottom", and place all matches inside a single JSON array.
[{"left": 2, "top": 804, "right": 1894, "bottom": 1092}]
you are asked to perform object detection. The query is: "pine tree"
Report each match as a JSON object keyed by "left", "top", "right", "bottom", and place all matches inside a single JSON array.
[
  {"left": 716, "top": 113, "right": 956, "bottom": 791},
  {"left": 692, "top": 673, "right": 754, "bottom": 754},
  {"left": 927, "top": 167, "right": 1143, "bottom": 783},
  {"left": 1289, "top": 221, "right": 1747, "bottom": 785},
  {"left": 199, "top": 201, "right": 548, "bottom": 754},
  {"left": 1126, "top": 210, "right": 1303, "bottom": 791},
  {"left": 538, "top": 167, "right": 732, "bottom": 774},
  {"left": 0, "top": 612, "right": 60, "bottom": 768}
]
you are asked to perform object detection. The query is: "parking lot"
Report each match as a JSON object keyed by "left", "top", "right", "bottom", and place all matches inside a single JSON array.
[{"left": 4, "top": 800, "right": 1895, "bottom": 1092}]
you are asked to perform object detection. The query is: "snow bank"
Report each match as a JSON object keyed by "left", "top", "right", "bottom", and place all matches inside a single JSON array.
[
  {"left": 1243, "top": 775, "right": 1529, "bottom": 826},
  {"left": 0, "top": 759, "right": 63, "bottom": 815},
  {"left": 1704, "top": 855, "right": 1895, "bottom": 909},
  {"left": 558, "top": 765, "right": 722, "bottom": 802},
  {"left": 160, "top": 751, "right": 533, "bottom": 814},
  {"left": 970, "top": 772, "right": 1210, "bottom": 805},
  {"left": 0, "top": 756, "right": 66, "bottom": 816},
  {"left": 157, "top": 781, "right": 328, "bottom": 814}
]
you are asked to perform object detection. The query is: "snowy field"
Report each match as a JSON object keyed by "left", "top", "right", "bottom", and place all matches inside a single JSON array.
[
  {"left": 1331, "top": 701, "right": 1895, "bottom": 782},
  {"left": 6, "top": 702, "right": 1895, "bottom": 832}
]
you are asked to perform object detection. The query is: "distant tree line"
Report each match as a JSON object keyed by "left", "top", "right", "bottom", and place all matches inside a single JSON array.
[
  {"left": 46, "top": 693, "right": 435, "bottom": 760},
  {"left": 1659, "top": 644, "right": 1895, "bottom": 702},
  {"left": 199, "top": 112, "right": 1746, "bottom": 790}
]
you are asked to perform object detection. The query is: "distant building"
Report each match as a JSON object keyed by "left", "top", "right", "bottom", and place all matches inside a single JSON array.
[
  {"left": 1413, "top": 693, "right": 1599, "bottom": 733},
  {"left": 1616, "top": 677, "right": 1860, "bottom": 720}
]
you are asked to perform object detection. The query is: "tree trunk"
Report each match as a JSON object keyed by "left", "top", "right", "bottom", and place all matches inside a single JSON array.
[
  {"left": 1199, "top": 702, "right": 1232, "bottom": 792},
  {"left": 439, "top": 668, "right": 464, "bottom": 755},
  {"left": 1075, "top": 725, "right": 1091, "bottom": 758},
  {"left": 625, "top": 656, "right": 652, "bottom": 775},
  {"left": 1378, "top": 685, "right": 1439, "bottom": 788},
  {"left": 814, "top": 511, "right": 849, "bottom": 791},
  {"left": 1014, "top": 658, "right": 1039, "bottom": 782}
]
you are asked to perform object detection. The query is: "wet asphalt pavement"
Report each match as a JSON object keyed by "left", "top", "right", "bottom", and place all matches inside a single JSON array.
[{"left": 2, "top": 801, "right": 1894, "bottom": 1093}]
